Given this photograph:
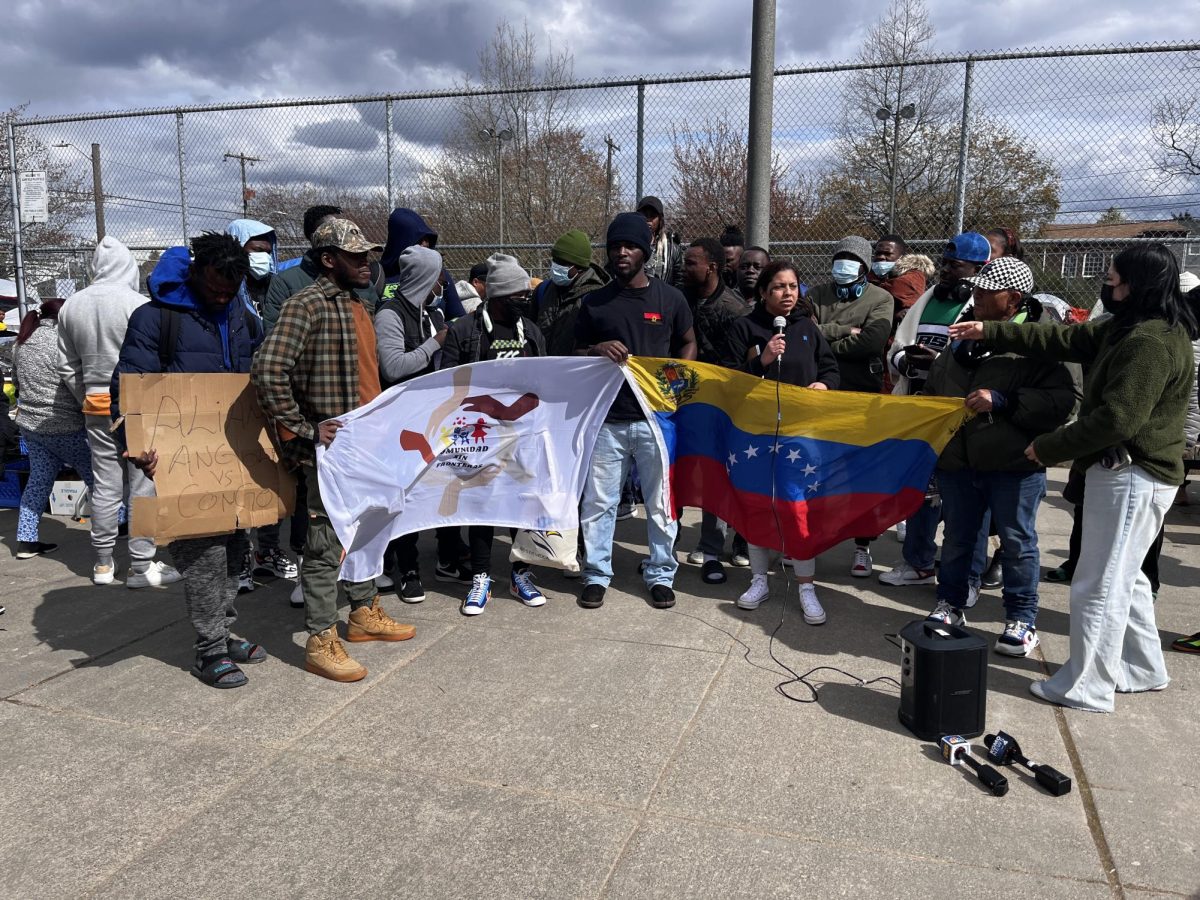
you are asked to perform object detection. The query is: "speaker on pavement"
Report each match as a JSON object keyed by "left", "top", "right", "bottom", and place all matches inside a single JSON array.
[{"left": 898, "top": 619, "right": 988, "bottom": 740}]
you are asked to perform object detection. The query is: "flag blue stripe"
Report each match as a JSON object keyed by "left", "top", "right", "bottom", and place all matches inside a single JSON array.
[{"left": 656, "top": 402, "right": 938, "bottom": 503}]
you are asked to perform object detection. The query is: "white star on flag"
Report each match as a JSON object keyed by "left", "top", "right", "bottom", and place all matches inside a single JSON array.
[
  {"left": 728, "top": 452, "right": 738, "bottom": 467},
  {"left": 802, "top": 463, "right": 817, "bottom": 476},
  {"left": 787, "top": 448, "right": 802, "bottom": 463},
  {"left": 744, "top": 445, "right": 759, "bottom": 459}
]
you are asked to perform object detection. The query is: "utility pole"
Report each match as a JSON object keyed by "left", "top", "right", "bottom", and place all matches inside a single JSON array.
[
  {"left": 604, "top": 135, "right": 621, "bottom": 221},
  {"left": 478, "top": 127, "right": 513, "bottom": 249},
  {"left": 223, "top": 151, "right": 261, "bottom": 217},
  {"left": 746, "top": 0, "right": 776, "bottom": 250},
  {"left": 90, "top": 143, "right": 105, "bottom": 240}
]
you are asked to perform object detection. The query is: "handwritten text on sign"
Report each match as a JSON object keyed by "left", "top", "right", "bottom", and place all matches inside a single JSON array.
[{"left": 122, "top": 373, "right": 294, "bottom": 544}]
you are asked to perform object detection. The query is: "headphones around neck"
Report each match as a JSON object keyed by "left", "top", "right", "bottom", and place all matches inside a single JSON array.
[{"left": 836, "top": 280, "right": 866, "bottom": 300}]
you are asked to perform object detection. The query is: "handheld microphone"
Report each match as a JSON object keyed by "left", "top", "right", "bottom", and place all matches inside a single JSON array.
[
  {"left": 939, "top": 734, "right": 1009, "bottom": 796},
  {"left": 984, "top": 732, "right": 1072, "bottom": 796},
  {"left": 772, "top": 316, "right": 786, "bottom": 362}
]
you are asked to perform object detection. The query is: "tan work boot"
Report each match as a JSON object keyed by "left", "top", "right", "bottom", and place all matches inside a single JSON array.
[
  {"left": 347, "top": 596, "right": 417, "bottom": 642},
  {"left": 304, "top": 627, "right": 367, "bottom": 682}
]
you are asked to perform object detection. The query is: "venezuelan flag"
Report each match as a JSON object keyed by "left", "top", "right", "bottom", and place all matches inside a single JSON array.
[{"left": 625, "top": 357, "right": 971, "bottom": 558}]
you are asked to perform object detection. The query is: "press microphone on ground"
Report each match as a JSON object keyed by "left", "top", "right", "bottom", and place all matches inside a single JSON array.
[
  {"left": 985, "top": 732, "right": 1072, "bottom": 796},
  {"left": 939, "top": 734, "right": 1009, "bottom": 796}
]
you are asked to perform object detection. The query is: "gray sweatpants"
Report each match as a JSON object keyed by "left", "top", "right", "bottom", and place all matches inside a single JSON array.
[
  {"left": 84, "top": 415, "right": 155, "bottom": 565},
  {"left": 168, "top": 531, "right": 248, "bottom": 658}
]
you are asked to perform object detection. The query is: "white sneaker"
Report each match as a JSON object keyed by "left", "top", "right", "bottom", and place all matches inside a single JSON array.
[
  {"left": 799, "top": 583, "right": 826, "bottom": 625},
  {"left": 126, "top": 561, "right": 182, "bottom": 589},
  {"left": 878, "top": 562, "right": 936, "bottom": 586},
  {"left": 289, "top": 580, "right": 304, "bottom": 609},
  {"left": 850, "top": 546, "right": 873, "bottom": 578},
  {"left": 686, "top": 548, "right": 705, "bottom": 566},
  {"left": 92, "top": 562, "right": 116, "bottom": 586},
  {"left": 895, "top": 521, "right": 907, "bottom": 542},
  {"left": 737, "top": 574, "right": 770, "bottom": 610}
]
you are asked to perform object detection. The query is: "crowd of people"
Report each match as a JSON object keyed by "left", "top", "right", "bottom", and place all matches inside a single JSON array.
[{"left": 3, "top": 195, "right": 1198, "bottom": 714}]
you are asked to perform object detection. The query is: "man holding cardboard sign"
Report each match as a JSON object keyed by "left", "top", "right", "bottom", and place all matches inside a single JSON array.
[
  {"left": 112, "top": 233, "right": 268, "bottom": 690},
  {"left": 252, "top": 218, "right": 416, "bottom": 683}
]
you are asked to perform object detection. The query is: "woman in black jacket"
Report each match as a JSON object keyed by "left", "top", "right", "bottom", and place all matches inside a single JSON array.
[{"left": 727, "top": 260, "right": 840, "bottom": 624}]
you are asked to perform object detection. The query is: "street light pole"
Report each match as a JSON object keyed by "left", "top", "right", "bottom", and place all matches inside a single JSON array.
[
  {"left": 223, "top": 151, "right": 261, "bottom": 217},
  {"left": 54, "top": 141, "right": 105, "bottom": 240},
  {"left": 478, "top": 127, "right": 513, "bottom": 249}
]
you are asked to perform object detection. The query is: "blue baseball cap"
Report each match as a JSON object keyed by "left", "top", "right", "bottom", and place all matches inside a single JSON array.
[{"left": 943, "top": 232, "right": 991, "bottom": 264}]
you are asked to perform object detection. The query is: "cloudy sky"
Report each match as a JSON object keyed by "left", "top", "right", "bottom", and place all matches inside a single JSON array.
[
  {"left": 1, "top": 0, "right": 1197, "bottom": 250},
  {"left": 2, "top": 0, "right": 1192, "bottom": 116}
]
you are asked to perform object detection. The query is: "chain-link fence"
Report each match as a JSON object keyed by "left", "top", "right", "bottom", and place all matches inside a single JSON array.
[{"left": 4, "top": 42, "right": 1200, "bottom": 312}]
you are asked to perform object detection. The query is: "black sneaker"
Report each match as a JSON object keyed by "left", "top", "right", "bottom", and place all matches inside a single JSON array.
[
  {"left": 650, "top": 585, "right": 676, "bottom": 609},
  {"left": 701, "top": 559, "right": 727, "bottom": 584},
  {"left": 579, "top": 584, "right": 606, "bottom": 609},
  {"left": 435, "top": 561, "right": 473, "bottom": 584},
  {"left": 400, "top": 570, "right": 426, "bottom": 603},
  {"left": 16, "top": 541, "right": 57, "bottom": 559}
]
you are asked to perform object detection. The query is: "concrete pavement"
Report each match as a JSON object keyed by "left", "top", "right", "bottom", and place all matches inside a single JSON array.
[{"left": 0, "top": 467, "right": 1196, "bottom": 898}]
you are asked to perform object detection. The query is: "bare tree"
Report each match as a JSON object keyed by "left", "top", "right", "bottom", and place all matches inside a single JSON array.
[
  {"left": 248, "top": 182, "right": 397, "bottom": 256},
  {"left": 0, "top": 105, "right": 91, "bottom": 280},
  {"left": 669, "top": 118, "right": 817, "bottom": 242},
  {"left": 1151, "top": 96, "right": 1200, "bottom": 179},
  {"left": 421, "top": 20, "right": 613, "bottom": 256}
]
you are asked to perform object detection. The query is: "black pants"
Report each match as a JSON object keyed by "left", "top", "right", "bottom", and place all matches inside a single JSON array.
[
  {"left": 390, "top": 527, "right": 464, "bottom": 576},
  {"left": 469, "top": 526, "right": 527, "bottom": 577}
]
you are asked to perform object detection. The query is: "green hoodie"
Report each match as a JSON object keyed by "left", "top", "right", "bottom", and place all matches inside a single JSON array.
[{"left": 983, "top": 316, "right": 1194, "bottom": 484}]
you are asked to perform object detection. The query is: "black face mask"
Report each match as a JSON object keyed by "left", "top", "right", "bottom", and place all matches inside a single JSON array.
[
  {"left": 504, "top": 297, "right": 533, "bottom": 321},
  {"left": 1099, "top": 283, "right": 1123, "bottom": 315}
]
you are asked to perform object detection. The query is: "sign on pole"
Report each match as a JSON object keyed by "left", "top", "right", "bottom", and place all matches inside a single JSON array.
[{"left": 19, "top": 171, "right": 48, "bottom": 223}]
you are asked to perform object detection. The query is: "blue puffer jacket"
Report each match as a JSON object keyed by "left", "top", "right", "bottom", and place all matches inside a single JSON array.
[{"left": 111, "top": 246, "right": 263, "bottom": 427}]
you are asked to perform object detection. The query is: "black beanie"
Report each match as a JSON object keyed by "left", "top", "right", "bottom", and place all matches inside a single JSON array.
[{"left": 606, "top": 212, "right": 653, "bottom": 261}]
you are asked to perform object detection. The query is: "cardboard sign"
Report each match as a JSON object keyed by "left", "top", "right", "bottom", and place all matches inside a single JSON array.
[{"left": 121, "top": 373, "right": 294, "bottom": 544}]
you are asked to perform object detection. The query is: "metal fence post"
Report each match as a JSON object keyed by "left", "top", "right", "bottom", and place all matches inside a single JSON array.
[
  {"left": 385, "top": 98, "right": 395, "bottom": 210},
  {"left": 746, "top": 0, "right": 777, "bottom": 250},
  {"left": 951, "top": 57, "right": 975, "bottom": 237},
  {"left": 175, "top": 110, "right": 189, "bottom": 242},
  {"left": 636, "top": 80, "right": 645, "bottom": 202},
  {"left": 6, "top": 119, "right": 28, "bottom": 318}
]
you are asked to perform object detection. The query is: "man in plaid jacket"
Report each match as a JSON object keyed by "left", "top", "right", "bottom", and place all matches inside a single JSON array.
[{"left": 252, "top": 218, "right": 416, "bottom": 682}]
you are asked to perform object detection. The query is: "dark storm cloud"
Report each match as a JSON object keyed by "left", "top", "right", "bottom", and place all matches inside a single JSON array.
[{"left": 292, "top": 119, "right": 380, "bottom": 152}]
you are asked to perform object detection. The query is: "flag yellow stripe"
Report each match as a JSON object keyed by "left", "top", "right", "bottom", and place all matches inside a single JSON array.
[{"left": 626, "top": 357, "right": 970, "bottom": 450}]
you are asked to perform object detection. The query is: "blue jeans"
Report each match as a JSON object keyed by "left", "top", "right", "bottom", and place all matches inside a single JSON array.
[
  {"left": 936, "top": 468, "right": 1045, "bottom": 623},
  {"left": 581, "top": 419, "right": 678, "bottom": 588},
  {"left": 904, "top": 495, "right": 989, "bottom": 586}
]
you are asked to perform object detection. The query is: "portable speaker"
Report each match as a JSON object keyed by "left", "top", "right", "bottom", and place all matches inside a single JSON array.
[{"left": 898, "top": 619, "right": 988, "bottom": 740}]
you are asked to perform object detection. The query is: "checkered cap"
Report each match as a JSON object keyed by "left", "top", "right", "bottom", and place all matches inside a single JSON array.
[
  {"left": 310, "top": 217, "right": 382, "bottom": 253},
  {"left": 964, "top": 256, "right": 1035, "bottom": 294}
]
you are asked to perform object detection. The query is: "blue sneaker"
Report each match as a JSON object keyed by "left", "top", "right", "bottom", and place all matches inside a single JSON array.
[
  {"left": 463, "top": 573, "right": 491, "bottom": 616},
  {"left": 509, "top": 569, "right": 546, "bottom": 607},
  {"left": 995, "top": 620, "right": 1040, "bottom": 657}
]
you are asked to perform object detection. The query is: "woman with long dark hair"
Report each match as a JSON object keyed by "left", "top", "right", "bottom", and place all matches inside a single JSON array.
[
  {"left": 950, "top": 242, "right": 1198, "bottom": 712},
  {"left": 727, "top": 259, "right": 840, "bottom": 623},
  {"left": 12, "top": 299, "right": 94, "bottom": 559}
]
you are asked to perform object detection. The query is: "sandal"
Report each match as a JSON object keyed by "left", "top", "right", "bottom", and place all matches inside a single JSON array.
[
  {"left": 226, "top": 638, "right": 267, "bottom": 664},
  {"left": 191, "top": 654, "right": 248, "bottom": 689}
]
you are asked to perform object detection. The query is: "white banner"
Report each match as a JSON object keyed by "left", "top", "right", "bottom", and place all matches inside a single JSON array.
[
  {"left": 318, "top": 357, "right": 626, "bottom": 582},
  {"left": 19, "top": 171, "right": 48, "bottom": 223}
]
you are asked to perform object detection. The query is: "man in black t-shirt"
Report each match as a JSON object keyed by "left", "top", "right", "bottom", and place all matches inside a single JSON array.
[{"left": 574, "top": 212, "right": 697, "bottom": 610}]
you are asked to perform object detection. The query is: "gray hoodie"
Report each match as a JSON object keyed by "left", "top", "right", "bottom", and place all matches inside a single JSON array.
[
  {"left": 375, "top": 245, "right": 445, "bottom": 384},
  {"left": 57, "top": 237, "right": 147, "bottom": 403}
]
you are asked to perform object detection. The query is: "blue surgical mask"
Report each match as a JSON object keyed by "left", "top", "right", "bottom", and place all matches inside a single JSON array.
[
  {"left": 871, "top": 260, "right": 895, "bottom": 277},
  {"left": 549, "top": 261, "right": 574, "bottom": 286},
  {"left": 832, "top": 259, "right": 862, "bottom": 284}
]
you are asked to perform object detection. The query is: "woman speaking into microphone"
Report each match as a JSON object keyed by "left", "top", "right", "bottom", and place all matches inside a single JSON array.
[
  {"left": 726, "top": 260, "right": 840, "bottom": 623},
  {"left": 948, "top": 243, "right": 1199, "bottom": 713}
]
